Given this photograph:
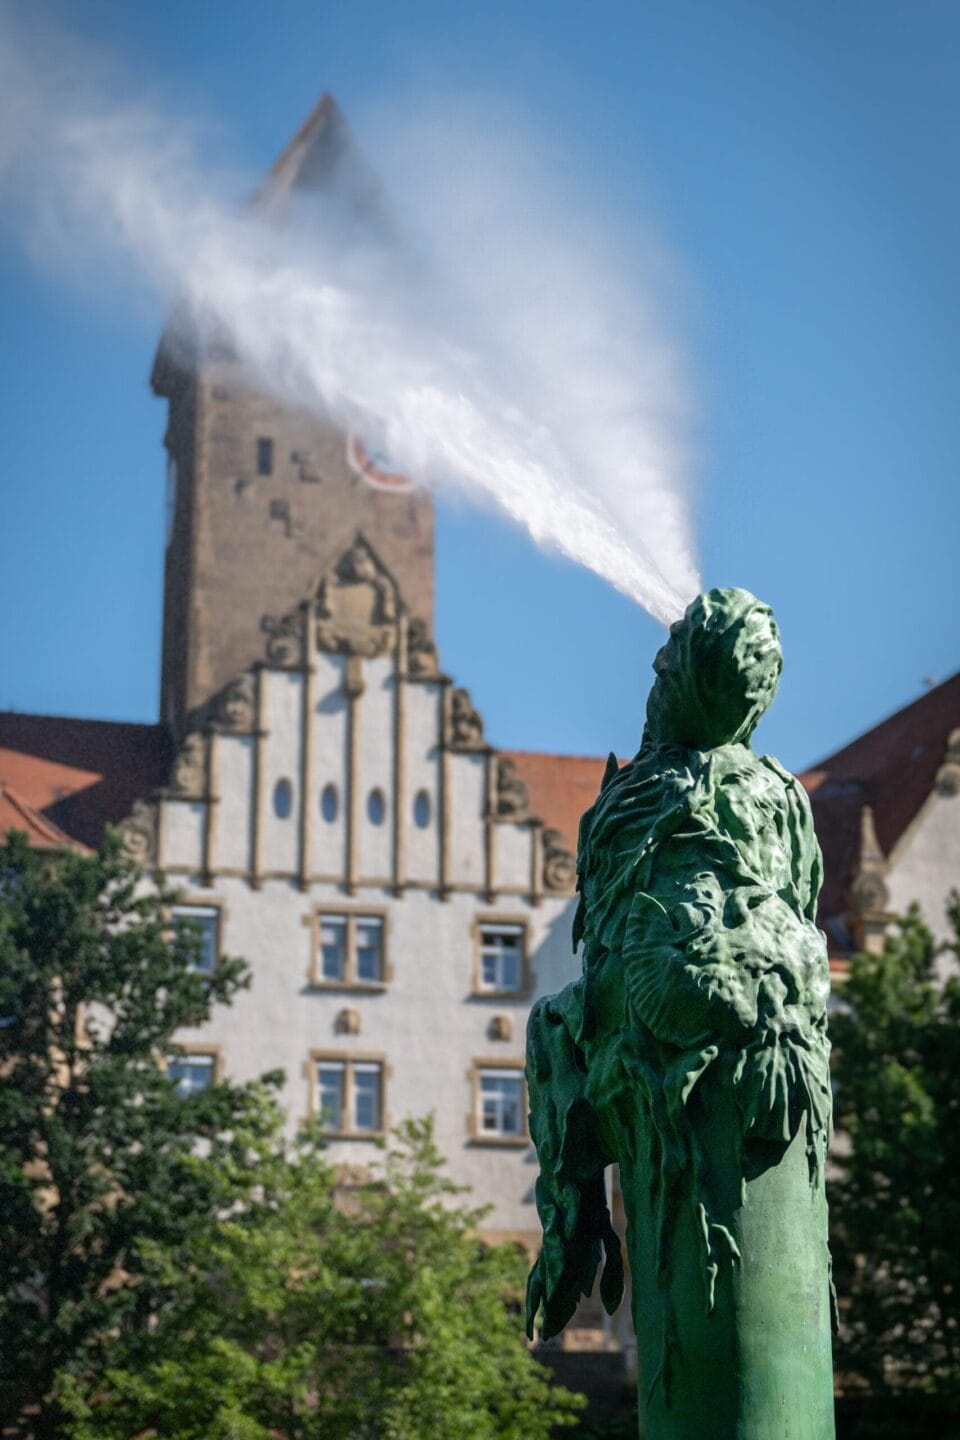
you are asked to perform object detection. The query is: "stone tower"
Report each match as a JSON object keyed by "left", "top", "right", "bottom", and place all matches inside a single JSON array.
[{"left": 153, "top": 95, "right": 435, "bottom": 737}]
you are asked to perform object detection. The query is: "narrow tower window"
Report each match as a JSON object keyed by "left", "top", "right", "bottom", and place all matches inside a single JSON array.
[
  {"left": 367, "top": 788, "right": 386, "bottom": 826},
  {"left": 413, "top": 790, "right": 431, "bottom": 828},
  {"left": 273, "top": 778, "right": 293, "bottom": 819},
  {"left": 320, "top": 784, "right": 339, "bottom": 823},
  {"left": 257, "top": 437, "right": 274, "bottom": 476}
]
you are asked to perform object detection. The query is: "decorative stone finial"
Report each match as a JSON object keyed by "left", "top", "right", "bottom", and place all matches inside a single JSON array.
[{"left": 936, "top": 728, "right": 960, "bottom": 797}]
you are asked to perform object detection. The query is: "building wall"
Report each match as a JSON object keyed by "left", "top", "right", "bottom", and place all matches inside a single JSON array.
[
  {"left": 156, "top": 363, "right": 435, "bottom": 735},
  {"left": 885, "top": 787, "right": 960, "bottom": 947},
  {"left": 157, "top": 634, "right": 583, "bottom": 1240}
]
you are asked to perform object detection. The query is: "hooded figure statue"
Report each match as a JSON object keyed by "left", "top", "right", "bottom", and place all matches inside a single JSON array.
[{"left": 525, "top": 588, "right": 835, "bottom": 1440}]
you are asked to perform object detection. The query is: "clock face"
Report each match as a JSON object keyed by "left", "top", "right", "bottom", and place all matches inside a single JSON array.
[{"left": 346, "top": 430, "right": 413, "bottom": 493}]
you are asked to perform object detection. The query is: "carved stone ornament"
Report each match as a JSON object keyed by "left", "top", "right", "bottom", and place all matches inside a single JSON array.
[
  {"left": 488, "top": 1014, "right": 513, "bottom": 1043},
  {"left": 261, "top": 610, "right": 305, "bottom": 668},
  {"left": 850, "top": 804, "right": 889, "bottom": 915},
  {"left": 335, "top": 1006, "right": 361, "bottom": 1036},
  {"left": 936, "top": 727, "right": 960, "bottom": 797},
  {"left": 407, "top": 617, "right": 439, "bottom": 678},
  {"left": 495, "top": 757, "right": 529, "bottom": 818},
  {"left": 169, "top": 732, "right": 207, "bottom": 798},
  {"left": 850, "top": 868, "right": 889, "bottom": 916},
  {"left": 542, "top": 828, "right": 577, "bottom": 892},
  {"left": 314, "top": 536, "right": 399, "bottom": 658},
  {"left": 218, "top": 672, "right": 256, "bottom": 732},
  {"left": 117, "top": 800, "right": 156, "bottom": 866},
  {"left": 449, "top": 688, "right": 485, "bottom": 748}
]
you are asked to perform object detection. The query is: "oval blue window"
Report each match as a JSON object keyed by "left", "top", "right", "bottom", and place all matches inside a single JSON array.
[
  {"left": 367, "top": 788, "right": 386, "bottom": 826},
  {"left": 413, "top": 790, "right": 431, "bottom": 828},
  {"left": 320, "top": 783, "right": 338, "bottom": 823},
  {"left": 273, "top": 778, "right": 293, "bottom": 819}
]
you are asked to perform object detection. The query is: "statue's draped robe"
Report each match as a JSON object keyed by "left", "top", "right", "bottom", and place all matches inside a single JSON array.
[{"left": 526, "top": 739, "right": 835, "bottom": 1439}]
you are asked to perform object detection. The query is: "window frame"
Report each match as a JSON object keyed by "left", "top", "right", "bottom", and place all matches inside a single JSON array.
[
  {"left": 164, "top": 1044, "right": 223, "bottom": 1096},
  {"left": 471, "top": 915, "right": 530, "bottom": 999},
  {"left": 308, "top": 1050, "right": 389, "bottom": 1139},
  {"left": 467, "top": 1059, "right": 529, "bottom": 1147},
  {"left": 170, "top": 901, "right": 222, "bottom": 977},
  {"left": 305, "top": 906, "right": 391, "bottom": 990}
]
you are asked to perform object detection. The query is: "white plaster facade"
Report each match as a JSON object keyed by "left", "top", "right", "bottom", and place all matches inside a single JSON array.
[
  {"left": 146, "top": 580, "right": 587, "bottom": 1247},
  {"left": 884, "top": 788, "right": 960, "bottom": 949}
]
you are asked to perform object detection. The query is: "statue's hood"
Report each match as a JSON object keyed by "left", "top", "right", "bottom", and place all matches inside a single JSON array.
[{"left": 644, "top": 587, "right": 782, "bottom": 751}]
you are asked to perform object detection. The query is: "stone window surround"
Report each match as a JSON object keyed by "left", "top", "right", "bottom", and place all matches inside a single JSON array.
[
  {"left": 169, "top": 895, "right": 226, "bottom": 974},
  {"left": 466, "top": 1057, "right": 530, "bottom": 1147},
  {"left": 303, "top": 904, "right": 393, "bottom": 991},
  {"left": 163, "top": 1041, "right": 225, "bottom": 1089},
  {"left": 470, "top": 914, "right": 532, "bottom": 999},
  {"left": 307, "top": 1049, "right": 391, "bottom": 1139}
]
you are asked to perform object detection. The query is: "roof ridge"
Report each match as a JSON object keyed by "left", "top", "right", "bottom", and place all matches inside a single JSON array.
[
  {"left": 0, "top": 709, "right": 162, "bottom": 732},
  {"left": 804, "top": 670, "right": 960, "bottom": 774}
]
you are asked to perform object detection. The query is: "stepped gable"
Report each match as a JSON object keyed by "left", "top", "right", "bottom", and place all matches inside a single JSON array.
[
  {"left": 799, "top": 672, "right": 960, "bottom": 928},
  {"left": 0, "top": 712, "right": 169, "bottom": 850}
]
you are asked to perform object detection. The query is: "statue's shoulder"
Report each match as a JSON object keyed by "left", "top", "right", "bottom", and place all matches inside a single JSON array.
[{"left": 759, "top": 752, "right": 815, "bottom": 813}]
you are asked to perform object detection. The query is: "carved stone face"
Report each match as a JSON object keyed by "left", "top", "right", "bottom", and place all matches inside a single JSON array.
[
  {"left": 172, "top": 733, "right": 205, "bottom": 792},
  {"left": 222, "top": 675, "right": 254, "bottom": 728}
]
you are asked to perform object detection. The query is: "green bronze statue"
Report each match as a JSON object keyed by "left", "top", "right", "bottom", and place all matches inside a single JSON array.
[{"left": 525, "top": 588, "right": 835, "bottom": 1439}]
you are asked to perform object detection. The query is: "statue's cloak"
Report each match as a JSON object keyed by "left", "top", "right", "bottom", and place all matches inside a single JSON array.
[{"left": 526, "top": 591, "right": 833, "bottom": 1345}]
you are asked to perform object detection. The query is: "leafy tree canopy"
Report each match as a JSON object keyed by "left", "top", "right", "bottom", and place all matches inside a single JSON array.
[
  {"left": 830, "top": 896, "right": 960, "bottom": 1399},
  {"left": 0, "top": 832, "right": 582, "bottom": 1438},
  {"left": 61, "top": 1116, "right": 584, "bottom": 1440},
  {"left": 0, "top": 831, "right": 270, "bottom": 1439}
]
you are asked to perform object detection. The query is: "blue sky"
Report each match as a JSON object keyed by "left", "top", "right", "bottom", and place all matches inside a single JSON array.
[{"left": 0, "top": 0, "right": 957, "bottom": 772}]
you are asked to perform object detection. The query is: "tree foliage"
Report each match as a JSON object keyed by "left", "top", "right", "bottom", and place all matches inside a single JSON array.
[
  {"left": 0, "top": 830, "right": 581, "bottom": 1438},
  {"left": 61, "top": 1116, "right": 584, "bottom": 1440},
  {"left": 829, "top": 897, "right": 960, "bottom": 1398},
  {"left": 0, "top": 831, "right": 267, "bottom": 1439}
]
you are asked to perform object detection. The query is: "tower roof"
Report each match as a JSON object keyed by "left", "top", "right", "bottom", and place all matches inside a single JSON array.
[
  {"left": 152, "top": 92, "right": 383, "bottom": 394},
  {"left": 252, "top": 92, "right": 379, "bottom": 214}
]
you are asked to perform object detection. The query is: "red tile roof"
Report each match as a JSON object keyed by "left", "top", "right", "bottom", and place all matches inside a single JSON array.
[
  {"left": 0, "top": 782, "right": 88, "bottom": 851},
  {"left": 0, "top": 713, "right": 170, "bottom": 850},
  {"left": 504, "top": 751, "right": 615, "bottom": 857},
  {"left": 797, "top": 673, "right": 960, "bottom": 925}
]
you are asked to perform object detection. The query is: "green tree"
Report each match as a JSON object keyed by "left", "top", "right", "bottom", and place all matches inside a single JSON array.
[
  {"left": 0, "top": 831, "right": 270, "bottom": 1439},
  {"left": 61, "top": 1116, "right": 585, "bottom": 1440},
  {"left": 829, "top": 896, "right": 960, "bottom": 1398}
]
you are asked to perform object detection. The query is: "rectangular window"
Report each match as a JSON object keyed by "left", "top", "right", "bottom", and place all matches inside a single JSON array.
[
  {"left": 320, "top": 916, "right": 348, "bottom": 981},
  {"left": 352, "top": 1063, "right": 382, "bottom": 1132},
  {"left": 313, "top": 913, "right": 386, "bottom": 988},
  {"left": 172, "top": 905, "right": 219, "bottom": 975},
  {"left": 257, "top": 436, "right": 274, "bottom": 475},
  {"left": 477, "top": 922, "right": 525, "bottom": 994},
  {"left": 313, "top": 1056, "right": 384, "bottom": 1136},
  {"left": 478, "top": 1068, "right": 525, "bottom": 1138},
  {"left": 167, "top": 1052, "right": 216, "bottom": 1096},
  {"left": 355, "top": 918, "right": 384, "bottom": 982},
  {"left": 317, "top": 1061, "right": 345, "bottom": 1131}
]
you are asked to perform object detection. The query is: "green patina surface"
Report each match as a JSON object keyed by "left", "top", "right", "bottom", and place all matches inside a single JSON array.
[{"left": 526, "top": 588, "right": 836, "bottom": 1439}]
